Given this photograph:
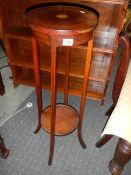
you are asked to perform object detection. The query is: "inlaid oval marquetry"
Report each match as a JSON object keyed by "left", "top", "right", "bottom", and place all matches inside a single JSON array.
[{"left": 56, "top": 14, "right": 68, "bottom": 19}]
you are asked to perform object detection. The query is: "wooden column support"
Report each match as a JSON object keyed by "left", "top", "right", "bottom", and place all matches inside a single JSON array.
[
  {"left": 32, "top": 38, "right": 42, "bottom": 134},
  {"left": 109, "top": 139, "right": 131, "bottom": 175}
]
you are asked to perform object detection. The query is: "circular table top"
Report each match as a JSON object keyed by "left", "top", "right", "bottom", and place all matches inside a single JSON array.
[{"left": 26, "top": 4, "right": 98, "bottom": 33}]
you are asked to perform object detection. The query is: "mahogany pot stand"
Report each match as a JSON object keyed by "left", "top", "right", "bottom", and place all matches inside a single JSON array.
[{"left": 26, "top": 3, "right": 98, "bottom": 165}]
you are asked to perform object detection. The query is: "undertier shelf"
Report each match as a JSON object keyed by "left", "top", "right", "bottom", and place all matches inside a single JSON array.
[{"left": 41, "top": 104, "right": 79, "bottom": 136}]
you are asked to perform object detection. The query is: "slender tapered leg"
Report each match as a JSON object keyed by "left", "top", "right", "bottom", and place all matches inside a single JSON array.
[
  {"left": 64, "top": 47, "right": 70, "bottom": 104},
  {"left": 105, "top": 104, "right": 115, "bottom": 117},
  {"left": 32, "top": 38, "right": 42, "bottom": 133},
  {"left": 0, "top": 72, "right": 5, "bottom": 95},
  {"left": 95, "top": 135, "right": 113, "bottom": 148},
  {"left": 0, "top": 135, "right": 10, "bottom": 159},
  {"left": 78, "top": 39, "right": 93, "bottom": 149},
  {"left": 48, "top": 33, "right": 57, "bottom": 166},
  {"left": 109, "top": 138, "right": 131, "bottom": 175}
]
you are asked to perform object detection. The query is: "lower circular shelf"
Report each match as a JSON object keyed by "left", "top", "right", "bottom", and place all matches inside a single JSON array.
[{"left": 41, "top": 104, "right": 79, "bottom": 136}]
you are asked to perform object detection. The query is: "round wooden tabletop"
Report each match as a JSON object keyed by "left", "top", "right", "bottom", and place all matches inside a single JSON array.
[
  {"left": 26, "top": 4, "right": 99, "bottom": 46},
  {"left": 26, "top": 4, "right": 98, "bottom": 33}
]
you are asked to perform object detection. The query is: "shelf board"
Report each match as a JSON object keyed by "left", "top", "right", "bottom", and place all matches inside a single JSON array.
[
  {"left": 14, "top": 68, "right": 104, "bottom": 100},
  {"left": 10, "top": 49, "right": 108, "bottom": 83},
  {"left": 5, "top": 27, "right": 32, "bottom": 40},
  {"left": 93, "top": 28, "right": 117, "bottom": 54}
]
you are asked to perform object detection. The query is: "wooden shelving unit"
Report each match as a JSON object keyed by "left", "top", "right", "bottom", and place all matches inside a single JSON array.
[
  {"left": 12, "top": 66, "right": 104, "bottom": 99},
  {"left": 1, "top": 0, "right": 128, "bottom": 102}
]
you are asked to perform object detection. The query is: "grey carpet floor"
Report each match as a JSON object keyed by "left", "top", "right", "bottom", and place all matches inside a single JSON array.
[
  {"left": 0, "top": 50, "right": 131, "bottom": 175},
  {"left": 0, "top": 89, "right": 131, "bottom": 175}
]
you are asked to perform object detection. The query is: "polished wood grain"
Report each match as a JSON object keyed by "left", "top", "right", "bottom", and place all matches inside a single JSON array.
[
  {"left": 32, "top": 38, "right": 42, "bottom": 133},
  {"left": 109, "top": 139, "right": 131, "bottom": 175},
  {"left": 1, "top": 0, "right": 128, "bottom": 104},
  {"left": 26, "top": 4, "right": 98, "bottom": 34},
  {"left": 64, "top": 47, "right": 70, "bottom": 104},
  {"left": 0, "top": 1, "right": 2, "bottom": 39},
  {"left": 78, "top": 39, "right": 93, "bottom": 149},
  {"left": 41, "top": 104, "right": 79, "bottom": 135},
  {"left": 26, "top": 3, "right": 98, "bottom": 165}
]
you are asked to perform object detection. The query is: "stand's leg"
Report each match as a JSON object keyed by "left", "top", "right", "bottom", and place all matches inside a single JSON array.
[
  {"left": 95, "top": 135, "right": 113, "bottom": 147},
  {"left": 78, "top": 39, "right": 93, "bottom": 149},
  {"left": 0, "top": 135, "right": 10, "bottom": 159},
  {"left": 64, "top": 47, "right": 70, "bottom": 104},
  {"left": 32, "top": 38, "right": 42, "bottom": 133},
  {"left": 101, "top": 99, "right": 104, "bottom": 106},
  {"left": 105, "top": 104, "right": 115, "bottom": 117},
  {"left": 109, "top": 138, "right": 131, "bottom": 175},
  {"left": 48, "top": 34, "right": 57, "bottom": 166},
  {"left": 0, "top": 72, "right": 5, "bottom": 95}
]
